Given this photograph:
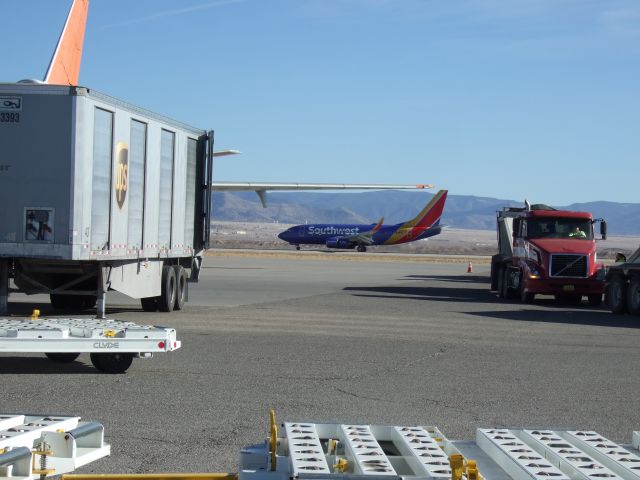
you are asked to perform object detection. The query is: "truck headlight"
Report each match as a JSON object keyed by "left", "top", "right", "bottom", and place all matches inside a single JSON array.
[{"left": 526, "top": 260, "right": 541, "bottom": 279}]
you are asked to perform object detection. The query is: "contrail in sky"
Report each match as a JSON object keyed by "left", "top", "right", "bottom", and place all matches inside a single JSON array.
[{"left": 102, "top": 0, "right": 246, "bottom": 28}]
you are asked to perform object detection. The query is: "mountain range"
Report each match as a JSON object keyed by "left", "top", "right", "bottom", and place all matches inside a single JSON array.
[{"left": 212, "top": 191, "right": 640, "bottom": 235}]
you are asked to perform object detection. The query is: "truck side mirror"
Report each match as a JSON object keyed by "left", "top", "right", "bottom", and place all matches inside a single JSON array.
[{"left": 600, "top": 220, "right": 607, "bottom": 240}]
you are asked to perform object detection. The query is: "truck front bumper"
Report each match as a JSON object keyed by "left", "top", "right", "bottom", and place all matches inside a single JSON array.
[{"left": 525, "top": 276, "right": 604, "bottom": 296}]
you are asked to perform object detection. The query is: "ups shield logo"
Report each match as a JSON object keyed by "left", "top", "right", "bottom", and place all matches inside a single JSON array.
[{"left": 115, "top": 141, "right": 129, "bottom": 210}]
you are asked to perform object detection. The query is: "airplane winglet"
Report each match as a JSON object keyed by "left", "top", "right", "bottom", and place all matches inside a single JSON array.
[
  {"left": 44, "top": 0, "right": 89, "bottom": 86},
  {"left": 372, "top": 217, "right": 384, "bottom": 233}
]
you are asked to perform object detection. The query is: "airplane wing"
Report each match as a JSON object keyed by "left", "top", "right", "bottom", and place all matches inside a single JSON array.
[
  {"left": 344, "top": 217, "right": 384, "bottom": 246},
  {"left": 211, "top": 182, "right": 433, "bottom": 207}
]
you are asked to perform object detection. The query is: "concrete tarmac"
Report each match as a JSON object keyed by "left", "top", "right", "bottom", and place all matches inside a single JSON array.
[{"left": 2, "top": 252, "right": 639, "bottom": 475}]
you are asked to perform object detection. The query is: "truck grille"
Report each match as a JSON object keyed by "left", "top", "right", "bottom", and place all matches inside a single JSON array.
[{"left": 550, "top": 254, "right": 588, "bottom": 278}]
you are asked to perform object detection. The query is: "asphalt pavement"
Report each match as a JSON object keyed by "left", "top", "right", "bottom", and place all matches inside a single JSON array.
[{"left": 1, "top": 252, "right": 639, "bottom": 475}]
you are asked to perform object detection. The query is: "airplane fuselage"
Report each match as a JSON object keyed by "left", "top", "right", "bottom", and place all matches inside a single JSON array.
[{"left": 278, "top": 223, "right": 442, "bottom": 246}]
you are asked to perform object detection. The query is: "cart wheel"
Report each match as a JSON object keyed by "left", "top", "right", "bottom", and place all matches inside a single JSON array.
[
  {"left": 90, "top": 353, "right": 134, "bottom": 373},
  {"left": 45, "top": 352, "right": 80, "bottom": 363},
  {"left": 173, "top": 265, "right": 187, "bottom": 311}
]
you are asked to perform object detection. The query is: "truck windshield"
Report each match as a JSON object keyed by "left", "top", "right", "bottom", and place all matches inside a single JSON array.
[{"left": 527, "top": 218, "right": 593, "bottom": 240}]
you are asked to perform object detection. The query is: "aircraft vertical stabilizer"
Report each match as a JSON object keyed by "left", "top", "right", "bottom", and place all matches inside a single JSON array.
[{"left": 43, "top": 0, "right": 89, "bottom": 86}]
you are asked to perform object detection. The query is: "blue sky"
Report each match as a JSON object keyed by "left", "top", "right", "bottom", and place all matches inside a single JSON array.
[{"left": 4, "top": 0, "right": 640, "bottom": 204}]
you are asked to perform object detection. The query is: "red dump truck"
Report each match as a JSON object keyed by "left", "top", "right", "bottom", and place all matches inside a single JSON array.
[{"left": 490, "top": 203, "right": 607, "bottom": 305}]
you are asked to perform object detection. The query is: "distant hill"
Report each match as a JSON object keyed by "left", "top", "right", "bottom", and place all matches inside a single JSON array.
[{"left": 212, "top": 191, "right": 640, "bottom": 235}]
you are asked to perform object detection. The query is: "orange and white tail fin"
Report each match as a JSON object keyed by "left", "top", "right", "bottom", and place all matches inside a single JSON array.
[
  {"left": 408, "top": 190, "right": 448, "bottom": 229},
  {"left": 43, "top": 0, "right": 90, "bottom": 86}
]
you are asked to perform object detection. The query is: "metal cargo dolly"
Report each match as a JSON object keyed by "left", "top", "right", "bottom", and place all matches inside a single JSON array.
[{"left": 0, "top": 313, "right": 181, "bottom": 373}]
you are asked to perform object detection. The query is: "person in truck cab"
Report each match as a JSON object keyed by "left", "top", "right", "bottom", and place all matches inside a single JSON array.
[{"left": 569, "top": 225, "right": 587, "bottom": 239}]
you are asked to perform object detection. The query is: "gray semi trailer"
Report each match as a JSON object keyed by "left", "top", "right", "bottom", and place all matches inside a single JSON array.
[{"left": 0, "top": 83, "right": 213, "bottom": 317}]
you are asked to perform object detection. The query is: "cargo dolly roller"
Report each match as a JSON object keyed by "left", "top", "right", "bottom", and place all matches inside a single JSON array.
[
  {"left": 0, "top": 413, "right": 110, "bottom": 479},
  {"left": 0, "top": 312, "right": 181, "bottom": 373}
]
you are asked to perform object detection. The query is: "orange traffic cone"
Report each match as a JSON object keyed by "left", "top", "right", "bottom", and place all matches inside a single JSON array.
[{"left": 467, "top": 262, "right": 473, "bottom": 273}]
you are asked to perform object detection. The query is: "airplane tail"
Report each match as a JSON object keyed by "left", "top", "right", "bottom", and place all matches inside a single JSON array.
[
  {"left": 43, "top": 0, "right": 89, "bottom": 86},
  {"left": 405, "top": 190, "right": 448, "bottom": 229}
]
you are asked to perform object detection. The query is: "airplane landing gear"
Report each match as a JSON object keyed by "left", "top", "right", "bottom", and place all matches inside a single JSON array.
[
  {"left": 295, "top": 245, "right": 300, "bottom": 251},
  {"left": 357, "top": 245, "right": 367, "bottom": 252}
]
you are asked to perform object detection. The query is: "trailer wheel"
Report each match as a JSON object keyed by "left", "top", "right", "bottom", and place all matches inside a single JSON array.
[
  {"left": 45, "top": 352, "right": 80, "bottom": 363},
  {"left": 587, "top": 294, "right": 602, "bottom": 307},
  {"left": 90, "top": 353, "right": 134, "bottom": 374},
  {"left": 173, "top": 266, "right": 187, "bottom": 311},
  {"left": 608, "top": 276, "right": 627, "bottom": 314},
  {"left": 627, "top": 277, "right": 640, "bottom": 315},
  {"left": 158, "top": 266, "right": 177, "bottom": 312}
]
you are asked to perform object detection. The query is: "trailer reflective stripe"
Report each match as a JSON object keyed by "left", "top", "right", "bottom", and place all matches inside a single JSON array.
[
  {"left": 477, "top": 428, "right": 570, "bottom": 480},
  {"left": 285, "top": 422, "right": 330, "bottom": 475},
  {"left": 520, "top": 430, "right": 622, "bottom": 480}
]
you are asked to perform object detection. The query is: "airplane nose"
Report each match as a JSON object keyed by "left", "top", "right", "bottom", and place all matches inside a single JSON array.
[{"left": 278, "top": 230, "right": 291, "bottom": 241}]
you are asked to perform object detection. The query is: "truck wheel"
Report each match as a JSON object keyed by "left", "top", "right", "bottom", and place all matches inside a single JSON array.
[
  {"left": 90, "top": 353, "right": 134, "bottom": 373},
  {"left": 587, "top": 294, "right": 602, "bottom": 307},
  {"left": 608, "top": 276, "right": 627, "bottom": 314},
  {"left": 490, "top": 263, "right": 499, "bottom": 291},
  {"left": 158, "top": 265, "right": 177, "bottom": 312},
  {"left": 520, "top": 277, "right": 534, "bottom": 304},
  {"left": 45, "top": 352, "right": 80, "bottom": 363},
  {"left": 502, "top": 268, "right": 516, "bottom": 299},
  {"left": 627, "top": 277, "right": 640, "bottom": 315},
  {"left": 173, "top": 265, "right": 187, "bottom": 311},
  {"left": 140, "top": 297, "right": 158, "bottom": 312}
]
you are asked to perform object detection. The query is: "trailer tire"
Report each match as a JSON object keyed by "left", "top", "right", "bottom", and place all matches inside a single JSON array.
[
  {"left": 158, "top": 266, "right": 177, "bottom": 312},
  {"left": 627, "top": 277, "right": 640, "bottom": 315},
  {"left": 90, "top": 353, "right": 134, "bottom": 374},
  {"left": 608, "top": 276, "right": 627, "bottom": 314},
  {"left": 140, "top": 297, "right": 158, "bottom": 312},
  {"left": 173, "top": 265, "right": 187, "bottom": 311},
  {"left": 45, "top": 352, "right": 80, "bottom": 363}
]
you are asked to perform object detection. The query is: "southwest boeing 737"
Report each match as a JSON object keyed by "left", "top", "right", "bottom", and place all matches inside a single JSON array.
[{"left": 278, "top": 190, "right": 448, "bottom": 252}]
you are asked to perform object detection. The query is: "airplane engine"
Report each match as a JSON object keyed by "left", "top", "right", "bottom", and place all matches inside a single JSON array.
[{"left": 325, "top": 237, "right": 353, "bottom": 249}]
